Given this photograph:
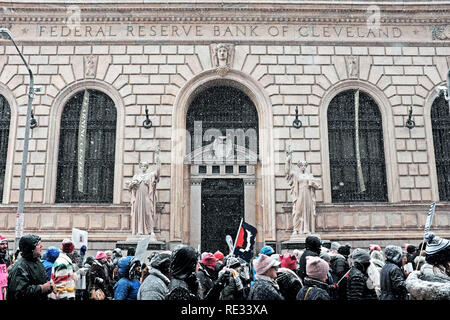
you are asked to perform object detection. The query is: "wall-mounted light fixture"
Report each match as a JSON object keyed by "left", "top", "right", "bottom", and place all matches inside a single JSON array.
[
  {"left": 405, "top": 105, "right": 415, "bottom": 129},
  {"left": 292, "top": 106, "right": 302, "bottom": 129},
  {"left": 142, "top": 106, "right": 153, "bottom": 129}
]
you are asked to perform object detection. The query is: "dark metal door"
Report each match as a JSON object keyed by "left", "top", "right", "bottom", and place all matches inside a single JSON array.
[{"left": 201, "top": 179, "right": 244, "bottom": 254}]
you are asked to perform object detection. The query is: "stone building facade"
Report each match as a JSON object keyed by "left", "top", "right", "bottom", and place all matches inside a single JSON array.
[{"left": 0, "top": 1, "right": 449, "bottom": 251}]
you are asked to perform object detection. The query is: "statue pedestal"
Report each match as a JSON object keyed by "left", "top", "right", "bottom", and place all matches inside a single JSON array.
[
  {"left": 116, "top": 234, "right": 166, "bottom": 252},
  {"left": 281, "top": 232, "right": 321, "bottom": 250}
]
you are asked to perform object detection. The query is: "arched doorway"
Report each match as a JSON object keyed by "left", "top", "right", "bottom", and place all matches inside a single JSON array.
[{"left": 186, "top": 86, "right": 259, "bottom": 253}]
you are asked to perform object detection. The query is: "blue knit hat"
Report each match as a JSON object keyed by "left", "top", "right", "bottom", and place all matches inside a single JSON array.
[{"left": 260, "top": 245, "right": 274, "bottom": 256}]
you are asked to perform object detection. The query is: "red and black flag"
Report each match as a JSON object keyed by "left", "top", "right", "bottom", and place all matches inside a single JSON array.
[{"left": 233, "top": 220, "right": 258, "bottom": 262}]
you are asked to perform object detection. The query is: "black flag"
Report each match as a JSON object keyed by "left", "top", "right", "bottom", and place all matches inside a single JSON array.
[{"left": 233, "top": 221, "right": 257, "bottom": 262}]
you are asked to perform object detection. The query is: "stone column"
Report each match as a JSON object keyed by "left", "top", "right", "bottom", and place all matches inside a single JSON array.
[
  {"left": 243, "top": 178, "right": 256, "bottom": 226},
  {"left": 189, "top": 178, "right": 203, "bottom": 250}
]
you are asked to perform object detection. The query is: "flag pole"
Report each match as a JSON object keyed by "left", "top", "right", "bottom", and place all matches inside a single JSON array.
[
  {"left": 416, "top": 202, "right": 436, "bottom": 271},
  {"left": 231, "top": 218, "right": 244, "bottom": 256}
]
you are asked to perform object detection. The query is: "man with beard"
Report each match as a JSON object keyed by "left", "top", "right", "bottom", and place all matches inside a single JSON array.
[{"left": 7, "top": 234, "right": 56, "bottom": 300}]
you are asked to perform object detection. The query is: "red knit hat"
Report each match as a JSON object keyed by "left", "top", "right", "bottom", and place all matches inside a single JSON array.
[
  {"left": 201, "top": 253, "right": 217, "bottom": 267},
  {"left": 369, "top": 244, "right": 381, "bottom": 252},
  {"left": 0, "top": 235, "right": 7, "bottom": 244},
  {"left": 213, "top": 251, "right": 224, "bottom": 260},
  {"left": 280, "top": 253, "right": 297, "bottom": 270},
  {"left": 61, "top": 239, "right": 75, "bottom": 254}
]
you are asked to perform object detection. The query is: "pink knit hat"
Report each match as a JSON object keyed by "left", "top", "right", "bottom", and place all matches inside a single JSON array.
[
  {"left": 280, "top": 253, "right": 297, "bottom": 270},
  {"left": 0, "top": 235, "right": 7, "bottom": 244},
  {"left": 306, "top": 256, "right": 329, "bottom": 281},
  {"left": 253, "top": 254, "right": 281, "bottom": 275},
  {"left": 96, "top": 251, "right": 106, "bottom": 260},
  {"left": 201, "top": 253, "right": 217, "bottom": 267}
]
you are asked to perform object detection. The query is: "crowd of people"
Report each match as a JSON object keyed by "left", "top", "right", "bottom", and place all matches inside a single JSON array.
[{"left": 0, "top": 232, "right": 449, "bottom": 301}]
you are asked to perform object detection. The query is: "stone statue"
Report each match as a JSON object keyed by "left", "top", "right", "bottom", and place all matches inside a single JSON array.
[
  {"left": 126, "top": 146, "right": 161, "bottom": 239},
  {"left": 285, "top": 145, "right": 321, "bottom": 235},
  {"left": 216, "top": 43, "right": 230, "bottom": 67}
]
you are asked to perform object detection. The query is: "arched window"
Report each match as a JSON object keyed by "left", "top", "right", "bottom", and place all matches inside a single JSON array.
[
  {"left": 328, "top": 89, "right": 388, "bottom": 202},
  {"left": 0, "top": 95, "right": 10, "bottom": 203},
  {"left": 56, "top": 89, "right": 116, "bottom": 203},
  {"left": 431, "top": 93, "right": 450, "bottom": 201},
  {"left": 186, "top": 86, "right": 259, "bottom": 154}
]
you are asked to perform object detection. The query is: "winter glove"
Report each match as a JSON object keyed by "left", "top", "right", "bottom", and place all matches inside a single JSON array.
[
  {"left": 95, "top": 277, "right": 104, "bottom": 285},
  {"left": 217, "top": 269, "right": 231, "bottom": 286}
]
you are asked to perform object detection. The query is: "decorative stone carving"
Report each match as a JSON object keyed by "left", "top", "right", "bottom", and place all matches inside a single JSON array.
[
  {"left": 84, "top": 55, "right": 98, "bottom": 78},
  {"left": 346, "top": 56, "right": 359, "bottom": 78},
  {"left": 285, "top": 145, "right": 321, "bottom": 236},
  {"left": 210, "top": 43, "right": 235, "bottom": 77},
  {"left": 126, "top": 146, "right": 161, "bottom": 240},
  {"left": 431, "top": 25, "right": 449, "bottom": 40}
]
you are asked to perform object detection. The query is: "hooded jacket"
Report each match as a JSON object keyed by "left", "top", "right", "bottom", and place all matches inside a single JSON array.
[
  {"left": 88, "top": 259, "right": 113, "bottom": 299},
  {"left": 113, "top": 256, "right": 140, "bottom": 300},
  {"left": 7, "top": 235, "right": 49, "bottom": 300},
  {"left": 138, "top": 252, "right": 171, "bottom": 300},
  {"left": 346, "top": 260, "right": 378, "bottom": 300},
  {"left": 276, "top": 267, "right": 303, "bottom": 300},
  {"left": 329, "top": 252, "right": 350, "bottom": 300},
  {"left": 166, "top": 245, "right": 202, "bottom": 300},
  {"left": 42, "top": 246, "right": 60, "bottom": 281},
  {"left": 380, "top": 246, "right": 407, "bottom": 300}
]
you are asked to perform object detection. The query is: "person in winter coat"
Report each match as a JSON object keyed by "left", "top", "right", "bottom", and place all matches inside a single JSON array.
[
  {"left": 7, "top": 234, "right": 56, "bottom": 300},
  {"left": 297, "top": 256, "right": 331, "bottom": 300},
  {"left": 248, "top": 254, "right": 284, "bottom": 300},
  {"left": 166, "top": 244, "right": 229, "bottom": 300},
  {"left": 380, "top": 245, "right": 408, "bottom": 300},
  {"left": 406, "top": 232, "right": 450, "bottom": 300},
  {"left": 197, "top": 253, "right": 218, "bottom": 296},
  {"left": 219, "top": 257, "right": 246, "bottom": 300},
  {"left": 367, "top": 249, "right": 385, "bottom": 298},
  {"left": 346, "top": 248, "right": 378, "bottom": 300},
  {"left": 113, "top": 256, "right": 141, "bottom": 300},
  {"left": 76, "top": 256, "right": 93, "bottom": 300},
  {"left": 88, "top": 251, "right": 114, "bottom": 300},
  {"left": 166, "top": 244, "right": 202, "bottom": 300},
  {"left": 42, "top": 246, "right": 60, "bottom": 281},
  {"left": 0, "top": 235, "right": 12, "bottom": 269},
  {"left": 138, "top": 252, "right": 171, "bottom": 300},
  {"left": 329, "top": 245, "right": 350, "bottom": 300},
  {"left": 276, "top": 267, "right": 303, "bottom": 300},
  {"left": 251, "top": 245, "right": 275, "bottom": 284},
  {"left": 298, "top": 236, "right": 322, "bottom": 281},
  {"left": 51, "top": 239, "right": 78, "bottom": 300}
]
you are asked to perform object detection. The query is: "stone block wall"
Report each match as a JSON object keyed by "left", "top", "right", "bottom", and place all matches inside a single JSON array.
[{"left": 1, "top": 15, "right": 450, "bottom": 245}]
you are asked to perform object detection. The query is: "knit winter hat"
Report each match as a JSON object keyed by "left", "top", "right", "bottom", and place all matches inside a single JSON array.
[
  {"left": 384, "top": 245, "right": 403, "bottom": 265},
  {"left": 201, "top": 253, "right": 217, "bottom": 267},
  {"left": 330, "top": 242, "right": 341, "bottom": 251},
  {"left": 306, "top": 256, "right": 329, "bottom": 282},
  {"left": 253, "top": 254, "right": 280, "bottom": 275},
  {"left": 61, "top": 239, "right": 75, "bottom": 254},
  {"left": 227, "top": 257, "right": 241, "bottom": 269},
  {"left": 150, "top": 252, "right": 171, "bottom": 274},
  {"left": 369, "top": 244, "right": 381, "bottom": 252},
  {"left": 280, "top": 253, "right": 297, "bottom": 270},
  {"left": 350, "top": 248, "right": 370, "bottom": 263},
  {"left": 260, "top": 245, "right": 275, "bottom": 256},
  {"left": 213, "top": 251, "right": 225, "bottom": 260},
  {"left": 0, "top": 235, "right": 7, "bottom": 244},
  {"left": 96, "top": 251, "right": 106, "bottom": 260},
  {"left": 424, "top": 232, "right": 450, "bottom": 255}
]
